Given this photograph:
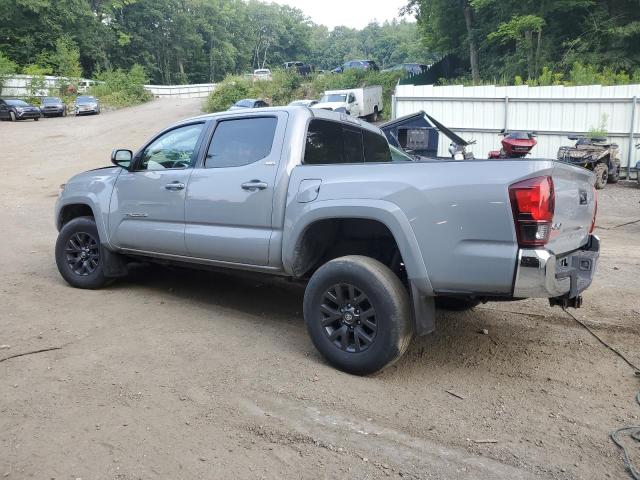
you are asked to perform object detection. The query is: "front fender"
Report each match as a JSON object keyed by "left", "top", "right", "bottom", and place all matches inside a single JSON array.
[{"left": 282, "top": 198, "right": 434, "bottom": 296}]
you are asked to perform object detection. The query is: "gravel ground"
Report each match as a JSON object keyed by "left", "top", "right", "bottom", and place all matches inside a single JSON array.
[{"left": 1, "top": 98, "right": 639, "bottom": 480}]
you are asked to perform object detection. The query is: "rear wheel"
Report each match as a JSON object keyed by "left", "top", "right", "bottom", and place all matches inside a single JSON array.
[
  {"left": 593, "top": 163, "right": 608, "bottom": 190},
  {"left": 55, "top": 216, "right": 110, "bottom": 289},
  {"left": 304, "top": 255, "right": 413, "bottom": 375},
  {"left": 607, "top": 164, "right": 620, "bottom": 184}
]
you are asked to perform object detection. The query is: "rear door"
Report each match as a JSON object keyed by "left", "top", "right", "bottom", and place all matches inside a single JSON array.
[{"left": 184, "top": 112, "right": 287, "bottom": 265}]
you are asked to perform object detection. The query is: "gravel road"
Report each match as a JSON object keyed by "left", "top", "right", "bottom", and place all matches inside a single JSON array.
[{"left": 1, "top": 98, "right": 639, "bottom": 479}]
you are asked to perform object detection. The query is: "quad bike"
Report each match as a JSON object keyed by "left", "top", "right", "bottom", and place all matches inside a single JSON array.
[
  {"left": 488, "top": 130, "right": 537, "bottom": 159},
  {"left": 557, "top": 136, "right": 621, "bottom": 190}
]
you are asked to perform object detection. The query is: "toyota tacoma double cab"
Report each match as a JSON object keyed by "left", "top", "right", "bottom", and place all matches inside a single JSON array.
[{"left": 55, "top": 107, "right": 600, "bottom": 375}]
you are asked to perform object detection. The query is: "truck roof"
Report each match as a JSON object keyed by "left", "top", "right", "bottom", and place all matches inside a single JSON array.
[{"left": 184, "top": 106, "right": 384, "bottom": 135}]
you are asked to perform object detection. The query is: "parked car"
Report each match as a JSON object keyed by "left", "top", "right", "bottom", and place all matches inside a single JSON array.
[
  {"left": 253, "top": 68, "right": 272, "bottom": 80},
  {"left": 0, "top": 98, "right": 41, "bottom": 121},
  {"left": 288, "top": 99, "right": 319, "bottom": 107},
  {"left": 40, "top": 97, "right": 67, "bottom": 117},
  {"left": 228, "top": 99, "right": 270, "bottom": 110},
  {"left": 74, "top": 96, "right": 100, "bottom": 115},
  {"left": 54, "top": 107, "right": 600, "bottom": 375},
  {"left": 332, "top": 60, "right": 379, "bottom": 74},
  {"left": 382, "top": 63, "right": 430, "bottom": 76},
  {"left": 313, "top": 86, "right": 383, "bottom": 121},
  {"left": 283, "top": 61, "right": 312, "bottom": 76}
]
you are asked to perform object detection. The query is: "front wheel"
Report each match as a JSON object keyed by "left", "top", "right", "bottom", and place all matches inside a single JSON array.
[
  {"left": 55, "top": 216, "right": 110, "bottom": 289},
  {"left": 608, "top": 164, "right": 620, "bottom": 184},
  {"left": 9, "top": 111, "right": 16, "bottom": 122},
  {"left": 593, "top": 163, "right": 608, "bottom": 190},
  {"left": 303, "top": 256, "right": 413, "bottom": 375}
]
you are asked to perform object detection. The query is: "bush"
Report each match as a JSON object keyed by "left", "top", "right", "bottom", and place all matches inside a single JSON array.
[
  {"left": 203, "top": 69, "right": 403, "bottom": 120},
  {"left": 90, "top": 64, "right": 152, "bottom": 108}
]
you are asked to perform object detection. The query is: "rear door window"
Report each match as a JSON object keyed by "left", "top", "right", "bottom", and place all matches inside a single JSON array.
[{"left": 206, "top": 117, "right": 277, "bottom": 168}]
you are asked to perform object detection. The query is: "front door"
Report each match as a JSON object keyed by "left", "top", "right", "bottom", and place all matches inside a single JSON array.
[
  {"left": 184, "top": 113, "right": 287, "bottom": 265},
  {"left": 109, "top": 122, "right": 207, "bottom": 255}
]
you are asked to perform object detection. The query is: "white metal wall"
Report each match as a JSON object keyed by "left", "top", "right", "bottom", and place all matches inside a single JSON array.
[
  {"left": 144, "top": 83, "right": 216, "bottom": 98},
  {"left": 0, "top": 74, "right": 95, "bottom": 96},
  {"left": 393, "top": 84, "right": 640, "bottom": 177}
]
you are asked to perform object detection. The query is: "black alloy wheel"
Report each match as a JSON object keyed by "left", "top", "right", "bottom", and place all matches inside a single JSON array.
[
  {"left": 320, "top": 283, "right": 377, "bottom": 353},
  {"left": 65, "top": 232, "right": 100, "bottom": 276}
]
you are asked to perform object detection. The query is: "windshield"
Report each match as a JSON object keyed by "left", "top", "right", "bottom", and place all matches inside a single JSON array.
[
  {"left": 76, "top": 96, "right": 95, "bottom": 103},
  {"left": 43, "top": 97, "right": 62, "bottom": 104},
  {"left": 390, "top": 145, "right": 414, "bottom": 162},
  {"left": 321, "top": 93, "right": 347, "bottom": 103},
  {"left": 254, "top": 70, "right": 270, "bottom": 74},
  {"left": 6, "top": 99, "right": 29, "bottom": 106}
]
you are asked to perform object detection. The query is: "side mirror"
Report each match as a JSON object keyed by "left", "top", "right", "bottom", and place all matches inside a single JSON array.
[{"left": 111, "top": 149, "right": 133, "bottom": 170}]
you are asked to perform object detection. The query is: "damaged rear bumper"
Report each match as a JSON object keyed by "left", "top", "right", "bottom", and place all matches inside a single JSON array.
[{"left": 512, "top": 235, "right": 600, "bottom": 304}]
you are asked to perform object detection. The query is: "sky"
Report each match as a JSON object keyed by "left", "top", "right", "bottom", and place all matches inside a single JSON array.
[{"left": 269, "top": 0, "right": 411, "bottom": 30}]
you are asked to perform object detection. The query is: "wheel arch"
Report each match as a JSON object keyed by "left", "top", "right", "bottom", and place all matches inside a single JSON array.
[{"left": 283, "top": 200, "right": 433, "bottom": 295}]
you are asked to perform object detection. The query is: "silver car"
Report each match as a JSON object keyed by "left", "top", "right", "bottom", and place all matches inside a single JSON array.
[{"left": 74, "top": 96, "right": 100, "bottom": 116}]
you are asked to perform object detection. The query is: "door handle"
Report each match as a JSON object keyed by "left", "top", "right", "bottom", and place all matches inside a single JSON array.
[
  {"left": 241, "top": 180, "right": 268, "bottom": 191},
  {"left": 165, "top": 182, "right": 185, "bottom": 191}
]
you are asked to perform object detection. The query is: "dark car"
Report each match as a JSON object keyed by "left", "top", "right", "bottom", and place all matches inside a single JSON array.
[
  {"left": 227, "top": 99, "right": 269, "bottom": 110},
  {"left": 0, "top": 98, "right": 41, "bottom": 121},
  {"left": 40, "top": 96, "right": 67, "bottom": 117},
  {"left": 74, "top": 95, "right": 100, "bottom": 115},
  {"left": 283, "top": 61, "right": 313, "bottom": 76},
  {"left": 382, "top": 63, "right": 430, "bottom": 76},
  {"left": 332, "top": 60, "right": 380, "bottom": 74}
]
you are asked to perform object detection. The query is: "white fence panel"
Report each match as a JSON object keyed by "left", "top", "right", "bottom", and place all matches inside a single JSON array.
[
  {"left": 144, "top": 83, "right": 216, "bottom": 98},
  {"left": 0, "top": 74, "right": 95, "bottom": 97},
  {"left": 393, "top": 84, "right": 640, "bottom": 178}
]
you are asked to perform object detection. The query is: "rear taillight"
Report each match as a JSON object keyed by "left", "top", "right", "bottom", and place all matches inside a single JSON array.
[
  {"left": 509, "top": 176, "right": 555, "bottom": 247},
  {"left": 590, "top": 187, "right": 598, "bottom": 233}
]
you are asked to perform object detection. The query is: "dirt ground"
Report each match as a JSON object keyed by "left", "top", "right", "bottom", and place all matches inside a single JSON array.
[{"left": 1, "top": 98, "right": 639, "bottom": 480}]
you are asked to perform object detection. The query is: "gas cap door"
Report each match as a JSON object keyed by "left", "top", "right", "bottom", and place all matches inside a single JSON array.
[{"left": 296, "top": 179, "right": 322, "bottom": 203}]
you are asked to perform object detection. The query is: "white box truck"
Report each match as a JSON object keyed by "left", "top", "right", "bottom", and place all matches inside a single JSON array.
[{"left": 313, "top": 86, "right": 383, "bottom": 121}]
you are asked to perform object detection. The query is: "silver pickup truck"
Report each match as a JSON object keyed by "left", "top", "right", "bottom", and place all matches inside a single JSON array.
[{"left": 55, "top": 107, "right": 600, "bottom": 375}]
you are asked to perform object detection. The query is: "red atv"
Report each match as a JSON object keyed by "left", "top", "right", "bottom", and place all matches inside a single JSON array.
[{"left": 489, "top": 130, "right": 537, "bottom": 159}]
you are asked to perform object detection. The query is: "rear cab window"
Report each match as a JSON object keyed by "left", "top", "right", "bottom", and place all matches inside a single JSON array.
[{"left": 303, "top": 119, "right": 391, "bottom": 165}]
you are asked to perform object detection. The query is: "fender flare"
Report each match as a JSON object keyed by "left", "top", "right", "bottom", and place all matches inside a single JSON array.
[{"left": 282, "top": 199, "right": 434, "bottom": 296}]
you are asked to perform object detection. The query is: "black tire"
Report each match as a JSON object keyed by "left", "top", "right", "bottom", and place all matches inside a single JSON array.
[
  {"left": 608, "top": 164, "right": 620, "bottom": 184},
  {"left": 303, "top": 255, "right": 413, "bottom": 375},
  {"left": 593, "top": 163, "right": 608, "bottom": 190},
  {"left": 435, "top": 297, "right": 480, "bottom": 311},
  {"left": 55, "top": 216, "right": 110, "bottom": 289},
  {"left": 10, "top": 111, "right": 16, "bottom": 122},
  {"left": 34, "top": 117, "right": 39, "bottom": 121}
]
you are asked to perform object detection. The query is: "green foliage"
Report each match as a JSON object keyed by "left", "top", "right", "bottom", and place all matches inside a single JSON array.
[
  {"left": 203, "top": 70, "right": 403, "bottom": 120},
  {"left": 409, "top": 0, "right": 640, "bottom": 84},
  {"left": 21, "top": 64, "right": 50, "bottom": 102},
  {"left": 90, "top": 64, "right": 152, "bottom": 108},
  {"left": 587, "top": 113, "right": 609, "bottom": 139},
  {"left": 0, "top": 50, "right": 18, "bottom": 91}
]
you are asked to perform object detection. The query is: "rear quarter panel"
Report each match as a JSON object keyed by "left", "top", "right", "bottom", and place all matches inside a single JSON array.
[{"left": 285, "top": 159, "right": 557, "bottom": 295}]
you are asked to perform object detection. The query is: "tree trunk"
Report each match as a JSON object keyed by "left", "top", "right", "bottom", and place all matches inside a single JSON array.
[
  {"left": 462, "top": 0, "right": 480, "bottom": 84},
  {"left": 535, "top": 28, "right": 542, "bottom": 78},
  {"left": 525, "top": 30, "right": 534, "bottom": 79}
]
